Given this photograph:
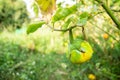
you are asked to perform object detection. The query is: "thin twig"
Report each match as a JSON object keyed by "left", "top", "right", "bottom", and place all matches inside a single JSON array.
[
  {"left": 95, "top": 0, "right": 120, "bottom": 29},
  {"left": 69, "top": 29, "right": 73, "bottom": 43},
  {"left": 90, "top": 21, "right": 120, "bottom": 42},
  {"left": 82, "top": 26, "right": 87, "bottom": 41},
  {"left": 112, "top": 9, "right": 120, "bottom": 12},
  {"left": 96, "top": 26, "right": 120, "bottom": 42}
]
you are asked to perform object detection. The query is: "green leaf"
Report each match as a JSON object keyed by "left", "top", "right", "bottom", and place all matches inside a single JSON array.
[
  {"left": 70, "top": 50, "right": 81, "bottom": 63},
  {"left": 80, "top": 12, "right": 89, "bottom": 18},
  {"left": 70, "top": 37, "right": 93, "bottom": 53},
  {"left": 27, "top": 21, "right": 45, "bottom": 34},
  {"left": 70, "top": 38, "right": 83, "bottom": 50},
  {"left": 52, "top": 5, "right": 77, "bottom": 23},
  {"left": 32, "top": 2, "right": 39, "bottom": 17},
  {"left": 62, "top": 17, "right": 73, "bottom": 29},
  {"left": 77, "top": 12, "right": 89, "bottom": 26},
  {"left": 77, "top": 17, "right": 88, "bottom": 26}
]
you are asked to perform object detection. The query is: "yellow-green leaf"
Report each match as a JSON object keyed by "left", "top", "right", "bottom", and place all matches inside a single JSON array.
[
  {"left": 69, "top": 38, "right": 93, "bottom": 64},
  {"left": 35, "top": 0, "right": 56, "bottom": 15}
]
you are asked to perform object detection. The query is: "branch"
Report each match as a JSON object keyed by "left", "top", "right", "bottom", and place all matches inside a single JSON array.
[
  {"left": 95, "top": 0, "right": 120, "bottom": 30},
  {"left": 47, "top": 24, "right": 79, "bottom": 32}
]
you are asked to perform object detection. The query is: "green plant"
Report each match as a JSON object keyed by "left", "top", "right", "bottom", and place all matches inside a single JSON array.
[{"left": 27, "top": 0, "right": 120, "bottom": 64}]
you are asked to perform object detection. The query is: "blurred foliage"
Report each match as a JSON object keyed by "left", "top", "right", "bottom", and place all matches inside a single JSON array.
[
  {"left": 0, "top": 0, "right": 29, "bottom": 31},
  {"left": 0, "top": 29, "right": 120, "bottom": 80},
  {"left": 0, "top": 0, "right": 120, "bottom": 80}
]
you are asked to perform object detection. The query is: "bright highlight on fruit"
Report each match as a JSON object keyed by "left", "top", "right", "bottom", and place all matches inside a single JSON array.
[{"left": 69, "top": 40, "right": 93, "bottom": 64}]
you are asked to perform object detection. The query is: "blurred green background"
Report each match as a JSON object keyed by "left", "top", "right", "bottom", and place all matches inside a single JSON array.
[{"left": 0, "top": 0, "right": 120, "bottom": 80}]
